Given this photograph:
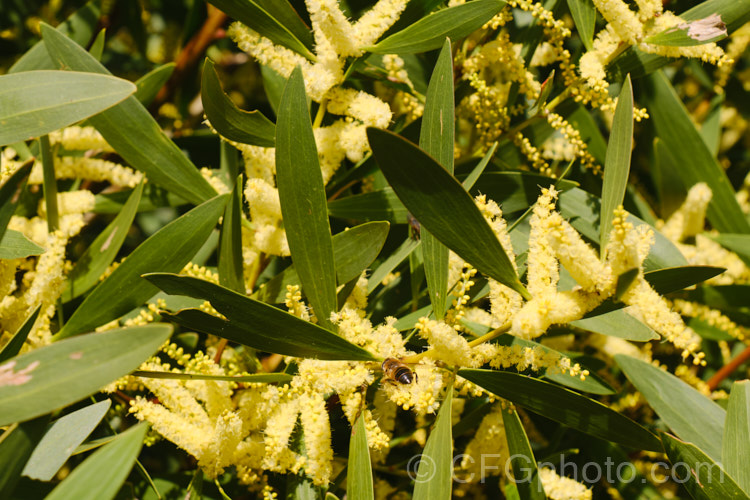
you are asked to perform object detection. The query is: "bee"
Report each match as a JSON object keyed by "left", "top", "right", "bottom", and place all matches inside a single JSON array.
[{"left": 381, "top": 357, "right": 417, "bottom": 385}]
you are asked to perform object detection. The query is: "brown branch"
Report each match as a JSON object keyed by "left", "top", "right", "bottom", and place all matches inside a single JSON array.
[
  {"left": 706, "top": 344, "right": 750, "bottom": 391},
  {"left": 149, "top": 5, "right": 228, "bottom": 112}
]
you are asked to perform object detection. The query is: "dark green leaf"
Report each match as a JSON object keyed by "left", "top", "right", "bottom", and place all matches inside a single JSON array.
[
  {"left": 0, "top": 307, "right": 40, "bottom": 364},
  {"left": 347, "top": 414, "right": 374, "bottom": 500},
  {"left": 600, "top": 75, "right": 633, "bottom": 256},
  {"left": 724, "top": 381, "right": 750, "bottom": 495},
  {"left": 0, "top": 325, "right": 172, "bottom": 426},
  {"left": 0, "top": 162, "right": 32, "bottom": 245},
  {"left": 202, "top": 59, "right": 276, "bottom": 147},
  {"left": 134, "top": 63, "right": 175, "bottom": 106},
  {"left": 652, "top": 138, "right": 687, "bottom": 218},
  {"left": 254, "top": 221, "right": 389, "bottom": 303},
  {"left": 22, "top": 400, "right": 111, "bottom": 481},
  {"left": 616, "top": 354, "right": 725, "bottom": 461},
  {"left": 0, "top": 417, "right": 48, "bottom": 497},
  {"left": 502, "top": 407, "right": 545, "bottom": 500},
  {"left": 88, "top": 29, "right": 106, "bottom": 60},
  {"left": 367, "top": 0, "right": 506, "bottom": 54},
  {"left": 662, "top": 433, "right": 749, "bottom": 500},
  {"left": 9, "top": 1, "right": 100, "bottom": 73},
  {"left": 614, "top": 267, "right": 639, "bottom": 300},
  {"left": 41, "top": 24, "right": 218, "bottom": 205},
  {"left": 462, "top": 143, "right": 497, "bottom": 191},
  {"left": 63, "top": 183, "right": 144, "bottom": 302},
  {"left": 420, "top": 39, "right": 454, "bottom": 320},
  {"left": 570, "top": 308, "right": 659, "bottom": 341},
  {"left": 206, "top": 0, "right": 315, "bottom": 60},
  {"left": 641, "top": 71, "right": 749, "bottom": 233},
  {"left": 367, "top": 237, "right": 420, "bottom": 294},
  {"left": 329, "top": 188, "right": 408, "bottom": 223},
  {"left": 276, "top": 67, "right": 337, "bottom": 329},
  {"left": 413, "top": 383, "right": 453, "bottom": 500},
  {"left": 566, "top": 0, "right": 596, "bottom": 50},
  {"left": 0, "top": 230, "right": 45, "bottom": 259},
  {"left": 55, "top": 195, "right": 228, "bottom": 339},
  {"left": 0, "top": 71, "right": 135, "bottom": 147},
  {"left": 46, "top": 423, "right": 148, "bottom": 500},
  {"left": 218, "top": 180, "right": 245, "bottom": 293},
  {"left": 145, "top": 273, "right": 377, "bottom": 361},
  {"left": 459, "top": 368, "right": 661, "bottom": 451},
  {"left": 644, "top": 266, "right": 725, "bottom": 294},
  {"left": 368, "top": 128, "right": 528, "bottom": 298}
]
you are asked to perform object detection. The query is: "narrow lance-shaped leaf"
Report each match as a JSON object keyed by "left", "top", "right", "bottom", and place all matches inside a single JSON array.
[
  {"left": 368, "top": 128, "right": 529, "bottom": 299},
  {"left": 462, "top": 143, "right": 497, "bottom": 191},
  {"left": 63, "top": 182, "right": 144, "bottom": 302},
  {"left": 723, "top": 381, "right": 750, "bottom": 494},
  {"left": 413, "top": 383, "right": 453, "bottom": 500},
  {"left": 202, "top": 59, "right": 276, "bottom": 147},
  {"left": 276, "top": 67, "right": 337, "bottom": 330},
  {"left": 566, "top": 0, "right": 596, "bottom": 50},
  {"left": 55, "top": 194, "right": 228, "bottom": 339},
  {"left": 0, "top": 325, "right": 172, "bottom": 426},
  {"left": 615, "top": 354, "right": 726, "bottom": 462},
  {"left": 641, "top": 71, "right": 749, "bottom": 234},
  {"left": 0, "top": 307, "right": 40, "bottom": 363},
  {"left": 46, "top": 423, "right": 149, "bottom": 500},
  {"left": 644, "top": 13, "right": 727, "bottom": 47},
  {"left": 0, "top": 417, "right": 48, "bottom": 497},
  {"left": 0, "top": 161, "right": 32, "bottom": 244},
  {"left": 0, "top": 230, "right": 45, "bottom": 259},
  {"left": 0, "top": 71, "right": 136, "bottom": 147},
  {"left": 206, "top": 0, "right": 315, "bottom": 60},
  {"left": 347, "top": 414, "right": 374, "bottom": 500},
  {"left": 662, "top": 433, "right": 749, "bottom": 500},
  {"left": 600, "top": 74, "right": 633, "bottom": 257},
  {"left": 218, "top": 178, "right": 245, "bottom": 293},
  {"left": 145, "top": 273, "right": 377, "bottom": 361},
  {"left": 420, "top": 38, "right": 454, "bottom": 320},
  {"left": 502, "top": 407, "right": 546, "bottom": 500},
  {"left": 41, "top": 23, "right": 217, "bottom": 205},
  {"left": 459, "top": 368, "right": 662, "bottom": 451},
  {"left": 367, "top": 0, "right": 506, "bottom": 54},
  {"left": 134, "top": 62, "right": 175, "bottom": 106},
  {"left": 23, "top": 400, "right": 112, "bottom": 481}
]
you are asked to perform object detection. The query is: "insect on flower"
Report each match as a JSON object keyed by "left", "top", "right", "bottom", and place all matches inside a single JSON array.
[{"left": 381, "top": 357, "right": 417, "bottom": 385}]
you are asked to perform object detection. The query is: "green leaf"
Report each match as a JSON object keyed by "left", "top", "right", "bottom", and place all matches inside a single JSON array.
[
  {"left": 46, "top": 423, "right": 148, "bottom": 500},
  {"left": 644, "top": 265, "right": 725, "bottom": 294},
  {"left": 724, "top": 381, "right": 750, "bottom": 495},
  {"left": 347, "top": 414, "right": 374, "bottom": 500},
  {"left": 662, "top": 433, "right": 750, "bottom": 500},
  {"left": 62, "top": 183, "right": 144, "bottom": 302},
  {"left": 218, "top": 180, "right": 245, "bottom": 293},
  {"left": 0, "top": 162, "right": 32, "bottom": 245},
  {"left": 462, "top": 143, "right": 497, "bottom": 191},
  {"left": 644, "top": 14, "right": 727, "bottom": 47},
  {"left": 459, "top": 368, "right": 662, "bottom": 451},
  {"left": 470, "top": 171, "right": 578, "bottom": 215},
  {"left": 88, "top": 29, "right": 106, "bottom": 60},
  {"left": 641, "top": 71, "right": 749, "bottom": 234},
  {"left": 0, "top": 71, "right": 135, "bottom": 147},
  {"left": 615, "top": 354, "right": 725, "bottom": 461},
  {"left": 368, "top": 128, "right": 528, "bottom": 298},
  {"left": 0, "top": 230, "right": 45, "bottom": 259},
  {"left": 55, "top": 194, "right": 228, "bottom": 339},
  {"left": 700, "top": 95, "right": 723, "bottom": 157},
  {"left": 368, "top": 237, "right": 420, "bottom": 294},
  {"left": 0, "top": 417, "right": 48, "bottom": 497},
  {"left": 502, "top": 408, "right": 546, "bottom": 500},
  {"left": 254, "top": 221, "right": 389, "bottom": 303},
  {"left": 202, "top": 59, "right": 276, "bottom": 147},
  {"left": 145, "top": 273, "right": 377, "bottom": 361},
  {"left": 8, "top": 1, "right": 100, "bottom": 73},
  {"left": 600, "top": 75, "right": 633, "bottom": 256},
  {"left": 206, "top": 0, "right": 315, "bottom": 60},
  {"left": 329, "top": 188, "right": 408, "bottom": 223},
  {"left": 570, "top": 308, "right": 659, "bottom": 341},
  {"left": 420, "top": 39, "right": 454, "bottom": 320},
  {"left": 367, "top": 0, "right": 506, "bottom": 54},
  {"left": 41, "top": 23, "right": 218, "bottom": 206},
  {"left": 0, "top": 307, "right": 40, "bottom": 364},
  {"left": 711, "top": 234, "right": 750, "bottom": 267},
  {"left": 276, "top": 67, "right": 337, "bottom": 329},
  {"left": 22, "top": 400, "right": 111, "bottom": 481},
  {"left": 413, "top": 384, "right": 453, "bottom": 500},
  {"left": 566, "top": 0, "right": 596, "bottom": 50},
  {"left": 0, "top": 325, "right": 172, "bottom": 426},
  {"left": 652, "top": 138, "right": 687, "bottom": 218},
  {"left": 134, "top": 62, "right": 175, "bottom": 106}
]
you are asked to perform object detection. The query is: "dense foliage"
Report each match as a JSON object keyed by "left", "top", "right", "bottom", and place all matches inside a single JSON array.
[{"left": 1, "top": 0, "right": 750, "bottom": 498}]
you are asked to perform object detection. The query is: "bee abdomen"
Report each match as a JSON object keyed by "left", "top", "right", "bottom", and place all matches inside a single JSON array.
[{"left": 394, "top": 366, "right": 415, "bottom": 384}]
